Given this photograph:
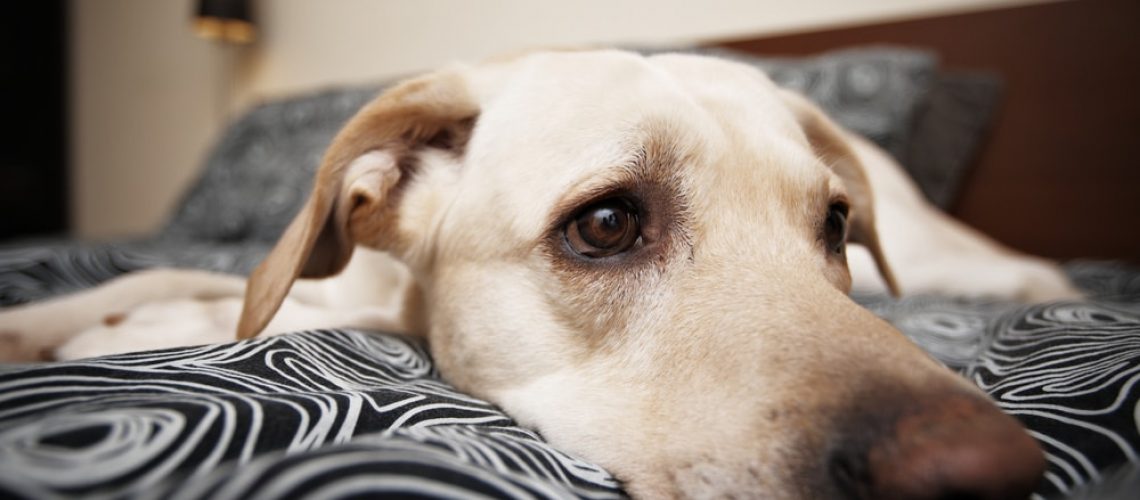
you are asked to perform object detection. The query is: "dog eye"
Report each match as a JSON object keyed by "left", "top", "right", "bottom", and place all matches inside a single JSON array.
[
  {"left": 565, "top": 198, "right": 641, "bottom": 258},
  {"left": 824, "top": 203, "right": 848, "bottom": 256}
]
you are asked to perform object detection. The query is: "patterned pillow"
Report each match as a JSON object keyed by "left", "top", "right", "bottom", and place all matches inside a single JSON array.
[
  {"left": 902, "top": 72, "right": 1003, "bottom": 208},
  {"left": 691, "top": 47, "right": 1002, "bottom": 211},
  {"left": 161, "top": 87, "right": 383, "bottom": 244},
  {"left": 673, "top": 46, "right": 938, "bottom": 159}
]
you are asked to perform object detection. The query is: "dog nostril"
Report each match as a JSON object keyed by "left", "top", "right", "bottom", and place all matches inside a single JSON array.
[
  {"left": 829, "top": 452, "right": 872, "bottom": 499},
  {"left": 832, "top": 394, "right": 1045, "bottom": 500}
]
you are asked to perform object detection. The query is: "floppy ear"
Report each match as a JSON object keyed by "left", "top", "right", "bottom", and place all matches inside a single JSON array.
[
  {"left": 237, "top": 69, "right": 480, "bottom": 339},
  {"left": 779, "top": 89, "right": 900, "bottom": 296}
]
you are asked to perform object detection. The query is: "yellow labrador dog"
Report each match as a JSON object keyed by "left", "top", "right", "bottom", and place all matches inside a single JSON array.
[{"left": 1, "top": 50, "right": 1081, "bottom": 498}]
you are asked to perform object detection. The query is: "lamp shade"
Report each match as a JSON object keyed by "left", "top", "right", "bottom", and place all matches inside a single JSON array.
[{"left": 194, "top": 0, "right": 255, "bottom": 44}]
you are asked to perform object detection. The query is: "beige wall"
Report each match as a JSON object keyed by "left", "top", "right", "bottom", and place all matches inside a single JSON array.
[
  {"left": 236, "top": 0, "right": 1053, "bottom": 102},
  {"left": 71, "top": 0, "right": 224, "bottom": 239},
  {"left": 71, "top": 0, "right": 1054, "bottom": 238}
]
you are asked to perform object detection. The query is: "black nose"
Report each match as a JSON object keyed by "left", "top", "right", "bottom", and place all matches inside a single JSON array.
[{"left": 829, "top": 393, "right": 1045, "bottom": 500}]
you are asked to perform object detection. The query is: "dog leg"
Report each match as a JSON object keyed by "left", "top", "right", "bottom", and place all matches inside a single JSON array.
[
  {"left": 51, "top": 294, "right": 411, "bottom": 361},
  {"left": 0, "top": 248, "right": 418, "bottom": 362},
  {"left": 0, "top": 269, "right": 246, "bottom": 362},
  {"left": 846, "top": 134, "right": 1082, "bottom": 301}
]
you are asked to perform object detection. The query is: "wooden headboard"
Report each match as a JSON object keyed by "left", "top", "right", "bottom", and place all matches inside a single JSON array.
[{"left": 718, "top": 0, "right": 1139, "bottom": 263}]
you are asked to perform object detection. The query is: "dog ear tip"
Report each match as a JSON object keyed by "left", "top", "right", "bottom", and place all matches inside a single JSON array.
[
  {"left": 885, "top": 277, "right": 903, "bottom": 298},
  {"left": 234, "top": 313, "right": 264, "bottom": 340}
]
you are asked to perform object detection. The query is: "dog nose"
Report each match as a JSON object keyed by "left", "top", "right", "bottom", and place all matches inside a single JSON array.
[{"left": 830, "top": 393, "right": 1045, "bottom": 500}]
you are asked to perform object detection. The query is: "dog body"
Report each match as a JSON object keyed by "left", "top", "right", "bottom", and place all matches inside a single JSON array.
[{"left": 0, "top": 50, "right": 1078, "bottom": 498}]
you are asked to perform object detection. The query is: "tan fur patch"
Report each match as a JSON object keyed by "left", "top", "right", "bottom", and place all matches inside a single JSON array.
[{"left": 102, "top": 312, "right": 128, "bottom": 327}]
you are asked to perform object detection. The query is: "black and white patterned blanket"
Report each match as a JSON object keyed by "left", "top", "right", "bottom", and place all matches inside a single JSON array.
[
  {"left": 0, "top": 329, "right": 620, "bottom": 499},
  {"left": 0, "top": 243, "right": 1138, "bottom": 499}
]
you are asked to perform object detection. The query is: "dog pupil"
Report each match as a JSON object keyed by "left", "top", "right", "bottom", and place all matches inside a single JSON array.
[
  {"left": 592, "top": 208, "right": 624, "bottom": 244},
  {"left": 600, "top": 210, "right": 619, "bottom": 230}
]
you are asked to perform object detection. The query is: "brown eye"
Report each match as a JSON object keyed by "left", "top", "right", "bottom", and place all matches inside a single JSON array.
[
  {"left": 825, "top": 202, "right": 848, "bottom": 256},
  {"left": 565, "top": 198, "right": 641, "bottom": 258}
]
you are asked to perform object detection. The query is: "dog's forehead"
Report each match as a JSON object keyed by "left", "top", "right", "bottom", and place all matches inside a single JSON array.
[
  {"left": 443, "top": 51, "right": 831, "bottom": 250},
  {"left": 470, "top": 51, "right": 801, "bottom": 141}
]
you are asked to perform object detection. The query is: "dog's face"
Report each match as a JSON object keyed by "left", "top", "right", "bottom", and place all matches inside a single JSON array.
[{"left": 240, "top": 51, "right": 1044, "bottom": 498}]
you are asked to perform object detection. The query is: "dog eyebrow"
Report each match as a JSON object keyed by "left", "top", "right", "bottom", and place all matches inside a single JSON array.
[
  {"left": 544, "top": 126, "right": 684, "bottom": 235},
  {"left": 822, "top": 171, "right": 850, "bottom": 207},
  {"left": 549, "top": 151, "right": 646, "bottom": 223}
]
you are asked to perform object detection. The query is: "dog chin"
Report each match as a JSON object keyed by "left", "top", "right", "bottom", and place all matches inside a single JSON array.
[{"left": 492, "top": 372, "right": 811, "bottom": 499}]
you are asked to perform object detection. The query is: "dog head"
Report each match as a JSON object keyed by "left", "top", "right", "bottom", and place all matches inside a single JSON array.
[{"left": 239, "top": 50, "right": 1044, "bottom": 498}]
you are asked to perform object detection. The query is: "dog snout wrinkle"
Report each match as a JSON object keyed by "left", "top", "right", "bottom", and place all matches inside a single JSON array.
[{"left": 829, "top": 393, "right": 1045, "bottom": 500}]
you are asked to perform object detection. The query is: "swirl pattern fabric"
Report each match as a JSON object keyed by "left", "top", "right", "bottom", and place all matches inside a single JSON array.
[
  {"left": 0, "top": 329, "right": 622, "bottom": 499},
  {"left": 973, "top": 301, "right": 1140, "bottom": 495}
]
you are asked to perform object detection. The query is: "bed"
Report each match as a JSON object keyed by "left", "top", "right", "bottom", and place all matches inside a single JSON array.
[{"left": 1, "top": 40, "right": 1138, "bottom": 500}]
